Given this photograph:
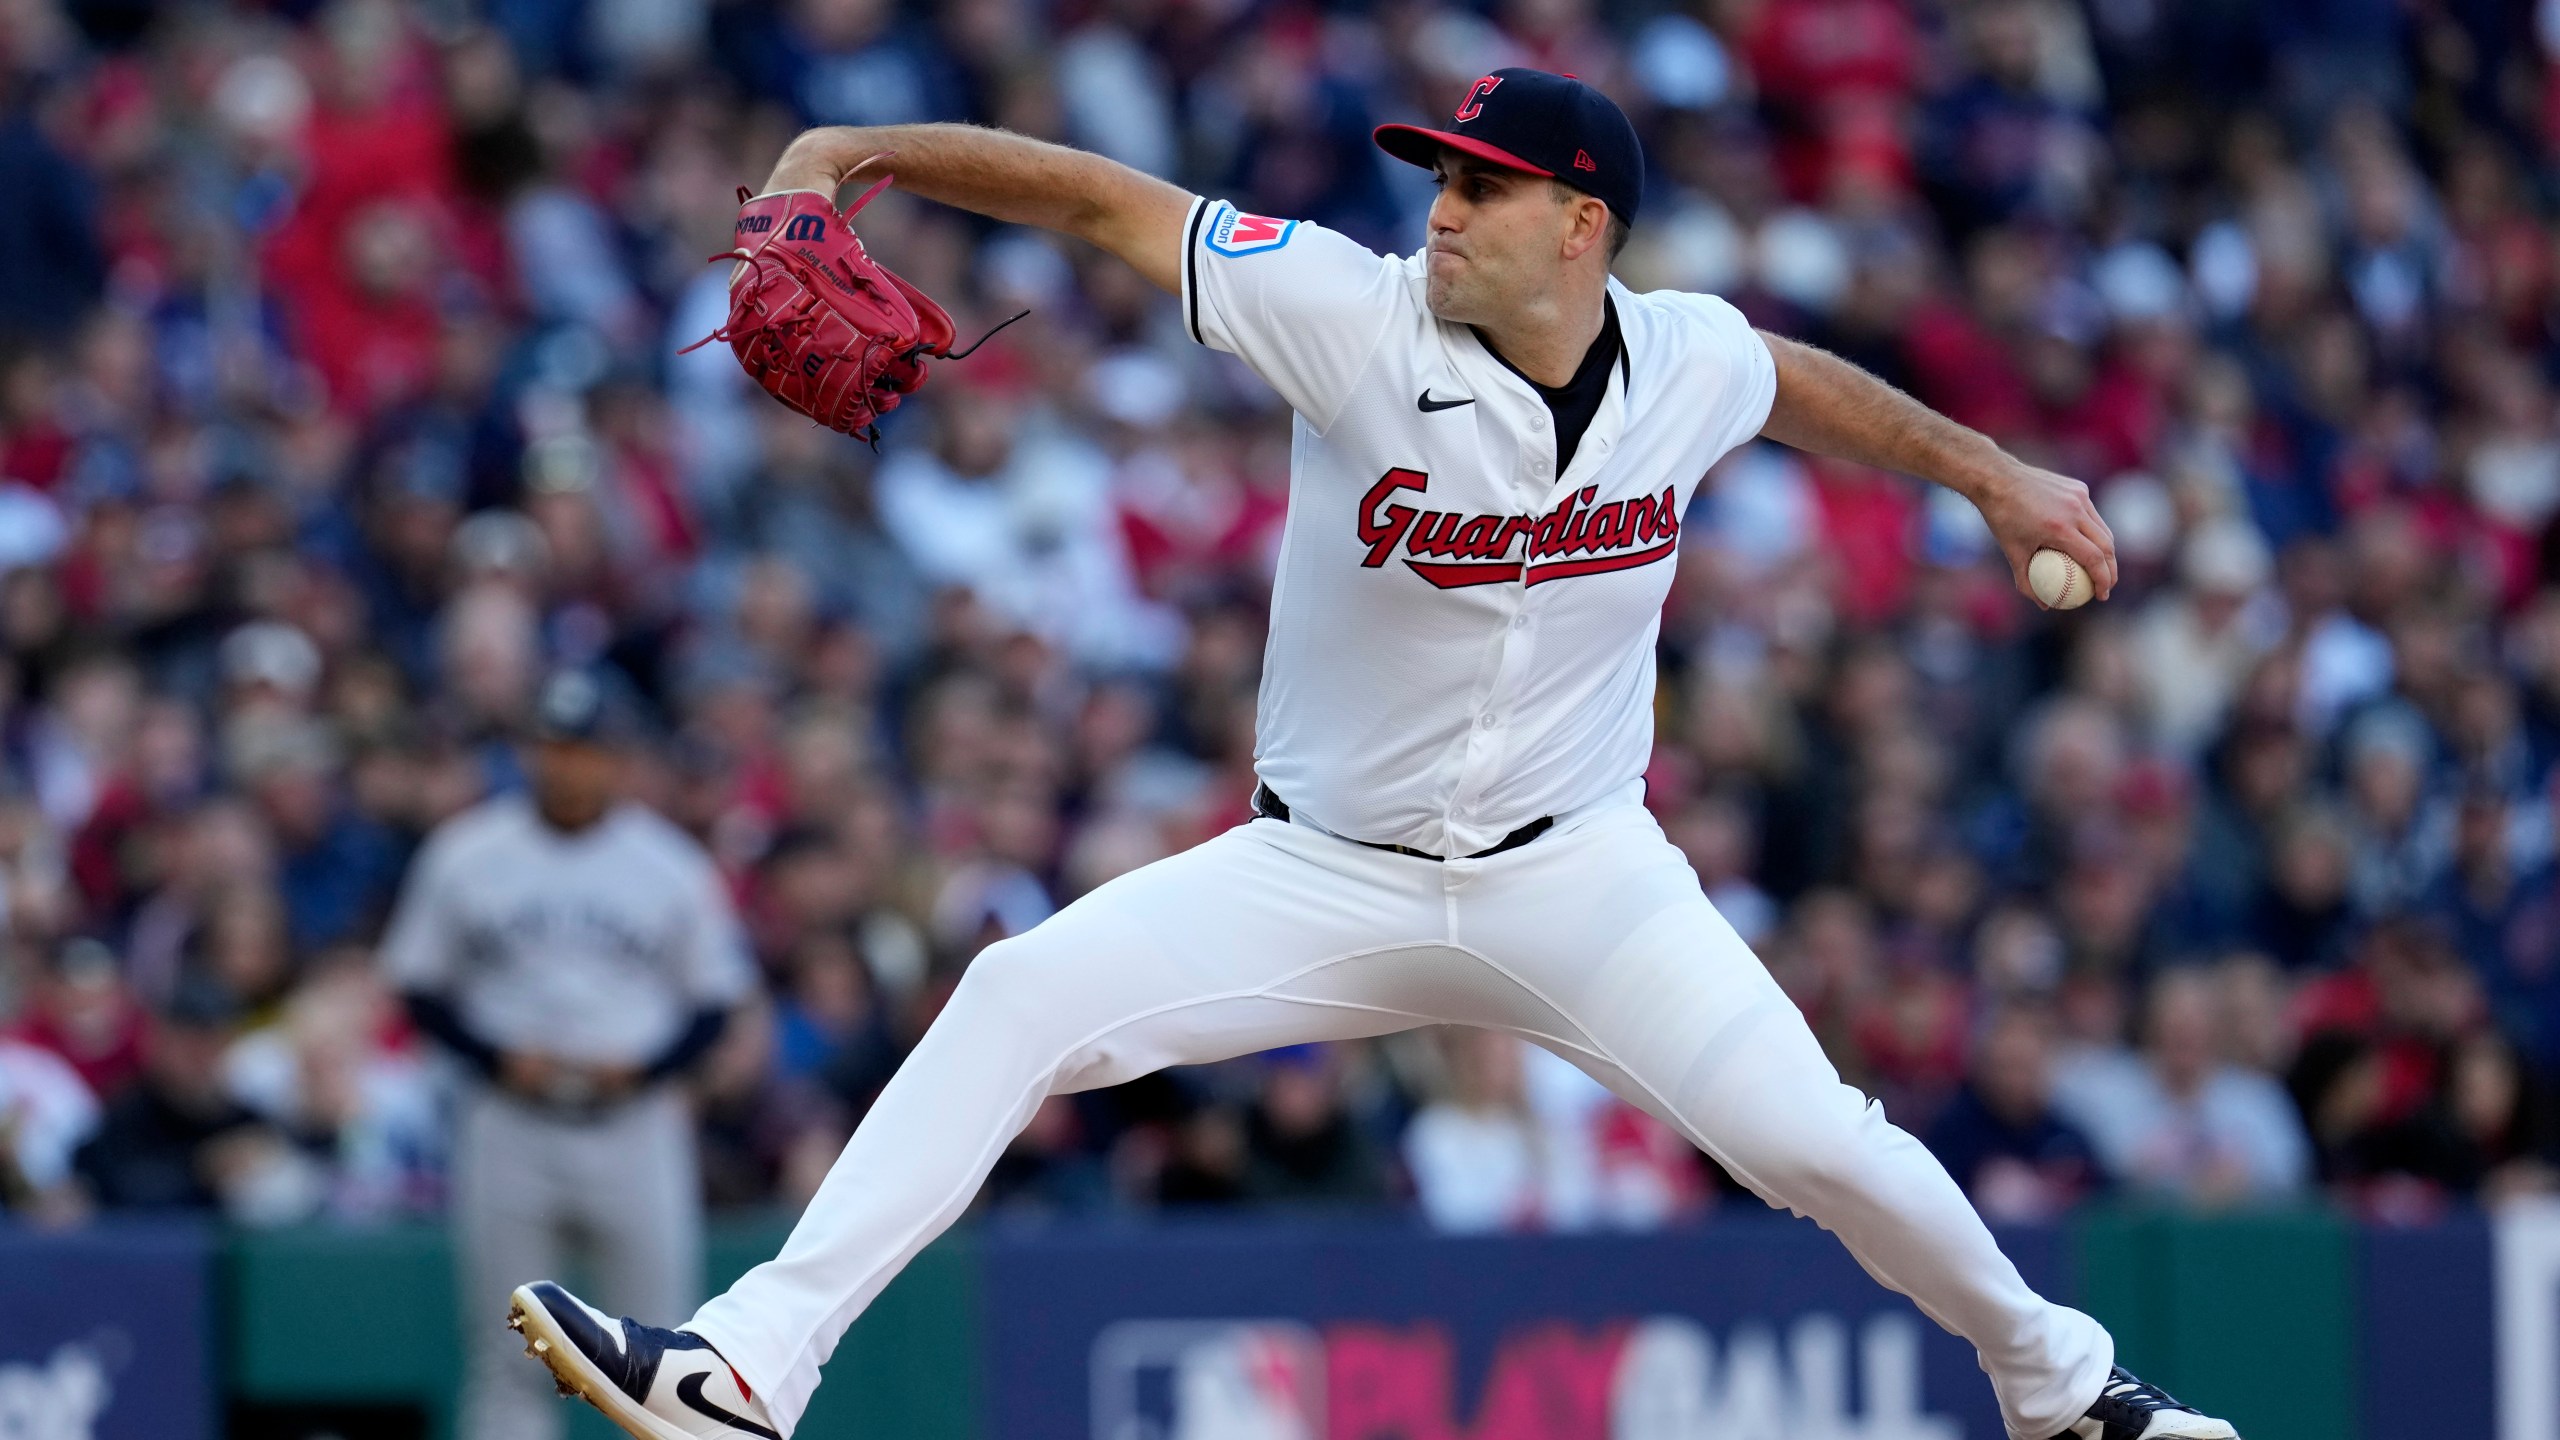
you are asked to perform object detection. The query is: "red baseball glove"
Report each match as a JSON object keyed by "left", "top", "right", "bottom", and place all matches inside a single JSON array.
[{"left": 684, "top": 168, "right": 1013, "bottom": 444}]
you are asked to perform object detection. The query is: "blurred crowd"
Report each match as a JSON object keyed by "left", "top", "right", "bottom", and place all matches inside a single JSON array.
[{"left": 2, "top": 0, "right": 2559, "bottom": 1238}]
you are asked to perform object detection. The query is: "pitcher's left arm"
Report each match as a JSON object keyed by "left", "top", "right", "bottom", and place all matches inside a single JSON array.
[{"left": 1755, "top": 330, "right": 2117, "bottom": 605}]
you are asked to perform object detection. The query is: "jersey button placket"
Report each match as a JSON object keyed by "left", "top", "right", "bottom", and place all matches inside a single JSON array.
[{"left": 1454, "top": 590, "right": 1532, "bottom": 826}]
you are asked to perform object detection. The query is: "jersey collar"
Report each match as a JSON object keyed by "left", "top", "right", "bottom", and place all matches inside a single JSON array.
[{"left": 1430, "top": 290, "right": 1633, "bottom": 507}]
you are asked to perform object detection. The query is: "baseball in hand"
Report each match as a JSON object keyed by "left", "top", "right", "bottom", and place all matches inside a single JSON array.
[{"left": 2027, "top": 549, "right": 2092, "bottom": 609}]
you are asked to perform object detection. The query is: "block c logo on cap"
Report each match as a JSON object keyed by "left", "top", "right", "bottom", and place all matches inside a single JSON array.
[{"left": 1454, "top": 74, "right": 1503, "bottom": 122}]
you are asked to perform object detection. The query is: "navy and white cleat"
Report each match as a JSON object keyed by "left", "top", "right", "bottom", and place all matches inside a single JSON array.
[
  {"left": 507, "top": 1281, "right": 781, "bottom": 1440},
  {"left": 2054, "top": 1366, "right": 2240, "bottom": 1439}
]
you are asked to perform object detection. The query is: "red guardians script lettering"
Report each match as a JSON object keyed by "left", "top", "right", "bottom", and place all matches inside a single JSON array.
[{"left": 1356, "top": 468, "right": 1682, "bottom": 589}]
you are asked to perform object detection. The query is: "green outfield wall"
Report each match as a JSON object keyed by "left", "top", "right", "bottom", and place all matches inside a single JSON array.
[
  {"left": 2073, "top": 1207, "right": 2360, "bottom": 1440},
  {"left": 222, "top": 1216, "right": 978, "bottom": 1440}
]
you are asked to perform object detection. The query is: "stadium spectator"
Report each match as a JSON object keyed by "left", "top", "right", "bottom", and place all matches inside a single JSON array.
[
  {"left": 10, "top": 938, "right": 145, "bottom": 1099},
  {"left": 1925, "top": 1003, "right": 2107, "bottom": 1221},
  {"left": 2288, "top": 915, "right": 2559, "bottom": 1209},
  {"left": 1404, "top": 1027, "right": 1545, "bottom": 1233},
  {"left": 1242, "top": 1045, "right": 1391, "bottom": 1208},
  {"left": 0, "top": 87, "right": 104, "bottom": 335},
  {"left": 0, "top": 1029, "right": 97, "bottom": 1221},
  {"left": 2054, "top": 968, "right": 2312, "bottom": 1204},
  {"left": 983, "top": 1095, "right": 1114, "bottom": 1216},
  {"left": 220, "top": 948, "right": 442, "bottom": 1220},
  {"left": 70, "top": 976, "right": 291, "bottom": 1217},
  {"left": 1521, "top": 1042, "right": 1715, "bottom": 1230}
]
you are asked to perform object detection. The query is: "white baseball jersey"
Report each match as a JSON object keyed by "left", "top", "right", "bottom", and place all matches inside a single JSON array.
[
  {"left": 1178, "top": 197, "right": 1776, "bottom": 856},
  {"left": 380, "top": 795, "right": 753, "bottom": 1066}
]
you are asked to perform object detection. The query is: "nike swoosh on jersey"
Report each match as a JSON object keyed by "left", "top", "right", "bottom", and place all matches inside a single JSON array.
[
  {"left": 676, "top": 1372, "right": 782, "bottom": 1439},
  {"left": 1416, "top": 391, "right": 1475, "bottom": 412}
]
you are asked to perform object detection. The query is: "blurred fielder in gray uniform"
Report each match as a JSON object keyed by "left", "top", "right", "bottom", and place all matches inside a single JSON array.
[{"left": 385, "top": 670, "right": 754, "bottom": 1440}]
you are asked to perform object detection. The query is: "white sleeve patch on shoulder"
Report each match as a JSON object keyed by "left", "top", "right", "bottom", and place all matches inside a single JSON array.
[{"left": 1185, "top": 197, "right": 1404, "bottom": 431}]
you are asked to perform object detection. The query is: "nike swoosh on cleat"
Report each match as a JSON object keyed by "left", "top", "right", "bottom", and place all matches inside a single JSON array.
[
  {"left": 676, "top": 1372, "right": 782, "bottom": 1439},
  {"left": 1416, "top": 391, "right": 1475, "bottom": 412}
]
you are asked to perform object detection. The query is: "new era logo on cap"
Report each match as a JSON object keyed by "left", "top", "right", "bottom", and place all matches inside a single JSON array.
[{"left": 1372, "top": 68, "right": 1643, "bottom": 225}]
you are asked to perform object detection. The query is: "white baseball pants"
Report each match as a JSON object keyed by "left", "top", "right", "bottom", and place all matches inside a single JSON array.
[{"left": 687, "top": 793, "right": 2112, "bottom": 1439}]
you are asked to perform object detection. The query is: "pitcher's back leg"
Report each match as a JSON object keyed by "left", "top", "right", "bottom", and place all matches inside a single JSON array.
[{"left": 1456, "top": 810, "right": 2114, "bottom": 1440}]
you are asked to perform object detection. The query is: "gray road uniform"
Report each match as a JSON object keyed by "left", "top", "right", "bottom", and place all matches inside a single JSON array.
[{"left": 383, "top": 794, "right": 753, "bottom": 1440}]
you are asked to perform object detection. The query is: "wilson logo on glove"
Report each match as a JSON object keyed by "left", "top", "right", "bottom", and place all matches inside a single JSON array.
[{"left": 683, "top": 165, "right": 1023, "bottom": 447}]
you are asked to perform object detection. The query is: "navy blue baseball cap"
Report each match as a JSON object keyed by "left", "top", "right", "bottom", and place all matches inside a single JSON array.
[
  {"left": 1375, "top": 68, "right": 1644, "bottom": 226},
  {"left": 529, "top": 667, "right": 645, "bottom": 747}
]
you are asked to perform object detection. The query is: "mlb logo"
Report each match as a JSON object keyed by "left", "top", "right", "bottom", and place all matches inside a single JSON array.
[
  {"left": 1207, "top": 206, "right": 1299, "bottom": 257},
  {"left": 1090, "top": 1320, "right": 1323, "bottom": 1440}
]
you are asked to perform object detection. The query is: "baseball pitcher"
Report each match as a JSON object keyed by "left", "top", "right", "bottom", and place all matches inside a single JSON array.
[{"left": 508, "top": 71, "right": 2235, "bottom": 1440}]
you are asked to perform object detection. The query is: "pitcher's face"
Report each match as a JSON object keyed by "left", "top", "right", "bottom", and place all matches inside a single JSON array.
[{"left": 1422, "top": 154, "right": 1577, "bottom": 325}]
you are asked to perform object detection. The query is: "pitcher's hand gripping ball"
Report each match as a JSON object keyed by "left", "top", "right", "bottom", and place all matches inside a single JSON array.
[{"left": 684, "top": 166, "right": 1016, "bottom": 446}]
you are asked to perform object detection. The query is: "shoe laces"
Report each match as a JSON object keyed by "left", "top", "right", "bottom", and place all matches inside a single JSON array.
[{"left": 2101, "top": 1370, "right": 2190, "bottom": 1413}]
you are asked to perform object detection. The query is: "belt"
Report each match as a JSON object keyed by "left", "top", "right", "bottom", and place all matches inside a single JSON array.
[
  {"left": 1253, "top": 783, "right": 1553, "bottom": 861},
  {"left": 479, "top": 1077, "right": 659, "bottom": 1125}
]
